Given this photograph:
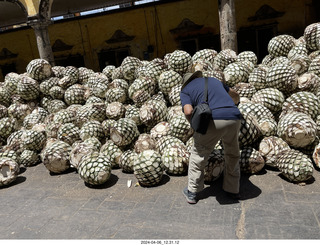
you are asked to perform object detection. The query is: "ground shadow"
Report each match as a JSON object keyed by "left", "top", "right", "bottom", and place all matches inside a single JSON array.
[
  {"left": 278, "top": 173, "right": 315, "bottom": 185},
  {"left": 0, "top": 176, "right": 26, "bottom": 189},
  {"left": 18, "top": 167, "right": 27, "bottom": 175},
  {"left": 84, "top": 173, "right": 119, "bottom": 189},
  {"left": 198, "top": 173, "right": 262, "bottom": 205},
  {"left": 49, "top": 167, "right": 77, "bottom": 176},
  {"left": 139, "top": 174, "right": 171, "bottom": 188}
]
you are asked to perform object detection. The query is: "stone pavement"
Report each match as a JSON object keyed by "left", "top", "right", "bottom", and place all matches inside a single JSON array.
[{"left": 1, "top": 162, "right": 320, "bottom": 240}]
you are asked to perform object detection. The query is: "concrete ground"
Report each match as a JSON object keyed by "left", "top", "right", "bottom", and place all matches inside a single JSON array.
[{"left": 1, "top": 161, "right": 320, "bottom": 240}]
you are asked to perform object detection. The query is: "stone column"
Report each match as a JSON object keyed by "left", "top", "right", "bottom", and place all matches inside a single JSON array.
[
  {"left": 218, "top": 0, "right": 238, "bottom": 52},
  {"left": 28, "top": 19, "right": 55, "bottom": 66}
]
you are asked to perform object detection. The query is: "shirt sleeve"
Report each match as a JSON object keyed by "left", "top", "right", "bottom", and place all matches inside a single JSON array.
[
  {"left": 222, "top": 82, "right": 230, "bottom": 92},
  {"left": 180, "top": 88, "right": 192, "bottom": 109}
]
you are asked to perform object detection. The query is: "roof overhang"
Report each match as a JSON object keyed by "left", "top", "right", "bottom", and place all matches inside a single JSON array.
[{"left": 0, "top": 0, "right": 148, "bottom": 28}]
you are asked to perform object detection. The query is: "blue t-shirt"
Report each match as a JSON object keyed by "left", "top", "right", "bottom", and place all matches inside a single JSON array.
[{"left": 180, "top": 77, "right": 242, "bottom": 120}]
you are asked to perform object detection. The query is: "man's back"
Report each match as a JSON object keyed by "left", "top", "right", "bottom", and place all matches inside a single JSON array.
[{"left": 180, "top": 77, "right": 242, "bottom": 120}]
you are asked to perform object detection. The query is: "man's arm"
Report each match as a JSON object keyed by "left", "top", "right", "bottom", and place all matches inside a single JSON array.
[
  {"left": 183, "top": 104, "right": 193, "bottom": 122},
  {"left": 228, "top": 88, "right": 240, "bottom": 105}
]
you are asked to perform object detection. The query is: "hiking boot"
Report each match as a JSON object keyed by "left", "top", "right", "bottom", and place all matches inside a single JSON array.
[{"left": 182, "top": 187, "right": 198, "bottom": 204}]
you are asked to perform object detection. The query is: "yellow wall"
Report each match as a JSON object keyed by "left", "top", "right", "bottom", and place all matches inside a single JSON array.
[{"left": 0, "top": 0, "right": 317, "bottom": 81}]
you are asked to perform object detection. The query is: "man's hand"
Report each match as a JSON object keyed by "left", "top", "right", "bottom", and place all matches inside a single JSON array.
[{"left": 183, "top": 104, "right": 193, "bottom": 122}]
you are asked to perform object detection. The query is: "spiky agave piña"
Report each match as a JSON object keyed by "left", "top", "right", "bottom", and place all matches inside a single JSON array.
[
  {"left": 167, "top": 50, "right": 192, "bottom": 75},
  {"left": 296, "top": 72, "right": 320, "bottom": 94},
  {"left": 121, "top": 56, "right": 142, "bottom": 81},
  {"left": 158, "top": 70, "right": 183, "bottom": 95},
  {"left": 150, "top": 121, "right": 171, "bottom": 140},
  {"left": 289, "top": 54, "right": 311, "bottom": 76},
  {"left": 19, "top": 150, "right": 39, "bottom": 167},
  {"left": 8, "top": 103, "right": 32, "bottom": 125},
  {"left": 26, "top": 59, "right": 52, "bottom": 81},
  {"left": 155, "top": 135, "right": 186, "bottom": 155},
  {"left": 265, "top": 63, "right": 298, "bottom": 95},
  {"left": 280, "top": 91, "right": 320, "bottom": 121},
  {"left": 110, "top": 118, "right": 139, "bottom": 147},
  {"left": 0, "top": 87, "right": 12, "bottom": 107},
  {"left": 128, "top": 77, "right": 156, "bottom": 107},
  {"left": 0, "top": 117, "right": 19, "bottom": 144},
  {"left": 21, "top": 129, "right": 47, "bottom": 152},
  {"left": 39, "top": 77, "right": 59, "bottom": 96},
  {"left": 139, "top": 99, "right": 168, "bottom": 128},
  {"left": 69, "top": 141, "right": 99, "bottom": 169},
  {"left": 133, "top": 149, "right": 163, "bottom": 187},
  {"left": 125, "top": 104, "right": 142, "bottom": 126},
  {"left": 277, "top": 112, "right": 317, "bottom": 148},
  {"left": 304, "top": 22, "right": 320, "bottom": 51},
  {"left": 51, "top": 66, "right": 65, "bottom": 78},
  {"left": 191, "top": 58, "right": 214, "bottom": 73},
  {"left": 204, "top": 149, "right": 225, "bottom": 183},
  {"left": 0, "top": 149, "right": 20, "bottom": 166},
  {"left": 143, "top": 59, "right": 167, "bottom": 81},
  {"left": 102, "top": 65, "right": 116, "bottom": 79},
  {"left": 64, "top": 84, "right": 87, "bottom": 105},
  {"left": 106, "top": 102, "right": 126, "bottom": 120},
  {"left": 100, "top": 140, "right": 123, "bottom": 168},
  {"left": 22, "top": 107, "right": 47, "bottom": 129},
  {"left": 192, "top": 49, "right": 217, "bottom": 64},
  {"left": 17, "top": 75, "right": 40, "bottom": 100},
  {"left": 251, "top": 88, "right": 285, "bottom": 116},
  {"left": 312, "top": 142, "right": 320, "bottom": 168},
  {"left": 168, "top": 84, "right": 182, "bottom": 106},
  {"left": 79, "top": 120, "right": 105, "bottom": 143},
  {"left": 223, "top": 61, "right": 251, "bottom": 87},
  {"left": 40, "top": 139, "right": 72, "bottom": 174},
  {"left": 257, "top": 117, "right": 277, "bottom": 137},
  {"left": 167, "top": 105, "right": 185, "bottom": 121},
  {"left": 288, "top": 39, "right": 308, "bottom": 59},
  {"left": 57, "top": 123, "right": 80, "bottom": 146},
  {"left": 240, "top": 147, "right": 265, "bottom": 174},
  {"left": 248, "top": 65, "right": 269, "bottom": 91},
  {"left": 4, "top": 72, "right": 20, "bottom": 95},
  {"left": 237, "top": 51, "right": 258, "bottom": 66},
  {"left": 76, "top": 103, "right": 107, "bottom": 127},
  {"left": 276, "top": 149, "right": 313, "bottom": 183},
  {"left": 238, "top": 113, "right": 262, "bottom": 148},
  {"left": 119, "top": 149, "right": 138, "bottom": 173},
  {"left": 168, "top": 115, "right": 193, "bottom": 143},
  {"left": 232, "top": 83, "right": 256, "bottom": 100},
  {"left": 161, "top": 144, "right": 189, "bottom": 175},
  {"left": 78, "top": 67, "right": 95, "bottom": 84},
  {"left": 58, "top": 66, "right": 79, "bottom": 89},
  {"left": 78, "top": 152, "right": 112, "bottom": 186},
  {"left": 267, "top": 35, "right": 296, "bottom": 57},
  {"left": 134, "top": 133, "right": 156, "bottom": 153},
  {"left": 0, "top": 157, "right": 20, "bottom": 187},
  {"left": 213, "top": 49, "right": 237, "bottom": 71},
  {"left": 105, "top": 87, "right": 127, "bottom": 104}
]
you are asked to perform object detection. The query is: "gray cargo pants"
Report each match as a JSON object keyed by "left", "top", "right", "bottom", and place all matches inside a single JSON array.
[{"left": 188, "top": 119, "right": 241, "bottom": 194}]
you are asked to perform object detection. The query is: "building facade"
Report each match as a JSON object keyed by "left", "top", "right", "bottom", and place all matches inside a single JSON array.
[{"left": 0, "top": 0, "right": 319, "bottom": 80}]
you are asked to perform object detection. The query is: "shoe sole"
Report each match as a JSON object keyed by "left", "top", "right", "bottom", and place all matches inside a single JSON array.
[{"left": 182, "top": 189, "right": 197, "bottom": 204}]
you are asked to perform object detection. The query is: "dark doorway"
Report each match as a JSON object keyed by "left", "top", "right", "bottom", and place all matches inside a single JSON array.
[
  {"left": 54, "top": 54, "right": 85, "bottom": 67},
  {"left": 98, "top": 48, "right": 130, "bottom": 70},
  {"left": 0, "top": 63, "right": 17, "bottom": 77},
  {"left": 238, "top": 24, "right": 277, "bottom": 62},
  {"left": 180, "top": 39, "right": 197, "bottom": 56}
]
